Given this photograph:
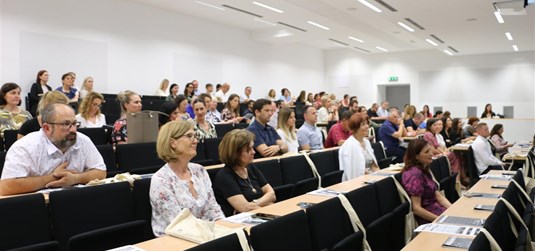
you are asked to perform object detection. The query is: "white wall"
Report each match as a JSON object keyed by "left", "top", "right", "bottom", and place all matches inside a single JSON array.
[
  {"left": 325, "top": 49, "right": 535, "bottom": 119},
  {"left": 0, "top": 0, "right": 326, "bottom": 100}
]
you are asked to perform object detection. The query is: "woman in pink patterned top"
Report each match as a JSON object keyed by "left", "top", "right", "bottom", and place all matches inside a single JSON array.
[
  {"left": 402, "top": 139, "right": 451, "bottom": 225},
  {"left": 423, "top": 119, "right": 462, "bottom": 179},
  {"left": 150, "top": 120, "right": 224, "bottom": 237}
]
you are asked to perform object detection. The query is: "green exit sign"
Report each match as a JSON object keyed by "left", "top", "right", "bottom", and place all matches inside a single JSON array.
[{"left": 388, "top": 76, "right": 398, "bottom": 81}]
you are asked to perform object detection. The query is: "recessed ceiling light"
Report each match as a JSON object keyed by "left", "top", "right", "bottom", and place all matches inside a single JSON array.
[
  {"left": 425, "top": 39, "right": 438, "bottom": 46},
  {"left": 505, "top": 32, "right": 513, "bottom": 40},
  {"left": 307, "top": 21, "right": 330, "bottom": 30},
  {"left": 443, "top": 49, "right": 453, "bottom": 56},
  {"left": 494, "top": 11, "right": 504, "bottom": 23},
  {"left": 254, "top": 18, "right": 277, "bottom": 26},
  {"left": 397, "top": 22, "right": 415, "bottom": 32},
  {"left": 376, "top": 46, "right": 388, "bottom": 52},
  {"left": 252, "top": 1, "right": 284, "bottom": 13},
  {"left": 348, "top": 36, "right": 364, "bottom": 43},
  {"left": 358, "top": 0, "right": 382, "bottom": 13},
  {"left": 194, "top": 1, "right": 225, "bottom": 11},
  {"left": 512, "top": 45, "right": 518, "bottom": 51}
]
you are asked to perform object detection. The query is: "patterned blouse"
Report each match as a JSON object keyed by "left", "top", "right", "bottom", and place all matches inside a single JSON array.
[
  {"left": 402, "top": 166, "right": 446, "bottom": 225},
  {"left": 0, "top": 108, "right": 32, "bottom": 136},
  {"left": 150, "top": 163, "right": 225, "bottom": 237},
  {"left": 194, "top": 120, "right": 217, "bottom": 140},
  {"left": 111, "top": 116, "right": 127, "bottom": 144},
  {"left": 221, "top": 108, "right": 237, "bottom": 122}
]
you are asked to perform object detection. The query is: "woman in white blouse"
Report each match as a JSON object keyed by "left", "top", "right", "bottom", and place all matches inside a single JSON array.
[
  {"left": 317, "top": 95, "right": 339, "bottom": 124},
  {"left": 277, "top": 107, "right": 298, "bottom": 153},
  {"left": 339, "top": 113, "right": 379, "bottom": 181},
  {"left": 150, "top": 120, "right": 224, "bottom": 237},
  {"left": 75, "top": 92, "right": 106, "bottom": 128}
]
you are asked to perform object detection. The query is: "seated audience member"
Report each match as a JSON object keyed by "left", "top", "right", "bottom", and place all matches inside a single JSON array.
[
  {"left": 267, "top": 100, "right": 280, "bottom": 129},
  {"left": 403, "top": 105, "right": 416, "bottom": 121},
  {"left": 276, "top": 107, "right": 298, "bottom": 153},
  {"left": 214, "top": 83, "right": 231, "bottom": 102},
  {"left": 0, "top": 103, "right": 106, "bottom": 196},
  {"left": 111, "top": 90, "right": 142, "bottom": 144},
  {"left": 278, "top": 88, "right": 293, "bottom": 106},
  {"left": 175, "top": 95, "right": 192, "bottom": 120},
  {"left": 339, "top": 113, "right": 379, "bottom": 181},
  {"left": 325, "top": 110, "right": 353, "bottom": 148},
  {"left": 205, "top": 98, "right": 222, "bottom": 124},
  {"left": 266, "top": 89, "right": 277, "bottom": 101},
  {"left": 183, "top": 82, "right": 195, "bottom": 104},
  {"left": 56, "top": 72, "right": 79, "bottom": 103},
  {"left": 402, "top": 139, "right": 451, "bottom": 225},
  {"left": 423, "top": 119, "right": 462, "bottom": 182},
  {"left": 481, "top": 103, "right": 496, "bottom": 118},
  {"left": 240, "top": 86, "right": 252, "bottom": 103},
  {"left": 192, "top": 80, "right": 201, "bottom": 96},
  {"left": 297, "top": 105, "right": 324, "bottom": 151},
  {"left": 420, "top": 105, "right": 433, "bottom": 118},
  {"left": 296, "top": 90, "right": 306, "bottom": 103},
  {"left": 193, "top": 99, "right": 217, "bottom": 140},
  {"left": 404, "top": 112, "right": 425, "bottom": 136},
  {"left": 367, "top": 103, "right": 379, "bottom": 118},
  {"left": 440, "top": 117, "right": 456, "bottom": 147},
  {"left": 463, "top": 117, "right": 479, "bottom": 138},
  {"left": 489, "top": 123, "right": 513, "bottom": 156},
  {"left": 165, "top": 83, "right": 179, "bottom": 102},
  {"left": 221, "top": 94, "right": 244, "bottom": 124},
  {"left": 472, "top": 123, "right": 505, "bottom": 174},
  {"left": 29, "top": 70, "right": 53, "bottom": 116},
  {"left": 434, "top": 110, "right": 443, "bottom": 119},
  {"left": 76, "top": 92, "right": 106, "bottom": 128},
  {"left": 150, "top": 120, "right": 224, "bottom": 237},
  {"left": 242, "top": 100, "right": 254, "bottom": 117},
  {"left": 205, "top": 83, "right": 214, "bottom": 98},
  {"left": 214, "top": 129, "right": 276, "bottom": 216},
  {"left": 155, "top": 79, "right": 169, "bottom": 97},
  {"left": 305, "top": 92, "right": 314, "bottom": 106},
  {"left": 79, "top": 76, "right": 94, "bottom": 99},
  {"left": 378, "top": 110, "right": 407, "bottom": 163},
  {"left": 18, "top": 91, "right": 69, "bottom": 139},
  {"left": 247, "top": 99, "right": 287, "bottom": 158},
  {"left": 0, "top": 82, "right": 33, "bottom": 135},
  {"left": 349, "top": 100, "right": 359, "bottom": 113},
  {"left": 158, "top": 101, "right": 179, "bottom": 127},
  {"left": 443, "top": 111, "right": 451, "bottom": 119},
  {"left": 317, "top": 96, "right": 339, "bottom": 124},
  {"left": 377, "top": 101, "right": 389, "bottom": 118},
  {"left": 340, "top": 94, "right": 350, "bottom": 108}
]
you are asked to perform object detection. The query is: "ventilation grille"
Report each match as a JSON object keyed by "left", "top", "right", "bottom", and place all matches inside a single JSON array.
[
  {"left": 374, "top": 0, "right": 397, "bottom": 12},
  {"left": 448, "top": 46, "right": 459, "bottom": 53},
  {"left": 329, "top": 39, "right": 349, "bottom": 46},
  {"left": 430, "top": 34, "right": 445, "bottom": 43},
  {"left": 404, "top": 18, "right": 425, "bottom": 30},
  {"left": 277, "top": 22, "right": 307, "bottom": 32},
  {"left": 222, "top": 4, "right": 262, "bottom": 18},
  {"left": 354, "top": 46, "right": 370, "bottom": 53}
]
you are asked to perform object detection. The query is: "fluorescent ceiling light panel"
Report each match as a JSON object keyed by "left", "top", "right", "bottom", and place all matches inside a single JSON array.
[
  {"left": 358, "top": 0, "right": 382, "bottom": 13},
  {"left": 195, "top": 1, "right": 225, "bottom": 11},
  {"left": 425, "top": 38, "right": 438, "bottom": 46},
  {"left": 505, "top": 32, "right": 513, "bottom": 40},
  {"left": 443, "top": 49, "right": 453, "bottom": 56},
  {"left": 494, "top": 11, "right": 504, "bottom": 23},
  {"left": 376, "top": 46, "right": 388, "bottom": 52},
  {"left": 512, "top": 45, "right": 518, "bottom": 51},
  {"left": 348, "top": 36, "right": 364, "bottom": 43},
  {"left": 252, "top": 1, "right": 283, "bottom": 13},
  {"left": 397, "top": 22, "right": 415, "bottom": 32},
  {"left": 254, "top": 18, "right": 277, "bottom": 26},
  {"left": 307, "top": 21, "right": 330, "bottom": 30}
]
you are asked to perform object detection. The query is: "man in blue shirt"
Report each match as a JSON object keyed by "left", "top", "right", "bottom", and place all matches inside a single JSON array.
[
  {"left": 378, "top": 110, "right": 407, "bottom": 163},
  {"left": 247, "top": 99, "right": 287, "bottom": 158},
  {"left": 297, "top": 105, "right": 324, "bottom": 150}
]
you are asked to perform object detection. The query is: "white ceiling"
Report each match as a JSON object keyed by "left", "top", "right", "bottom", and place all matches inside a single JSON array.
[{"left": 130, "top": 0, "right": 535, "bottom": 55}]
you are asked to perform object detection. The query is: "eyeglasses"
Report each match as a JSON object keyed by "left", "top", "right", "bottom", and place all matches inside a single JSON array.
[
  {"left": 47, "top": 121, "right": 81, "bottom": 130},
  {"left": 92, "top": 103, "right": 102, "bottom": 108},
  {"left": 179, "top": 133, "right": 198, "bottom": 142}
]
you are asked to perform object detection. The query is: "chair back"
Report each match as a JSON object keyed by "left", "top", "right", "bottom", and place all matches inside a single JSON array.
[
  {"left": 250, "top": 210, "right": 312, "bottom": 251},
  {"left": 77, "top": 127, "right": 108, "bottom": 145}
]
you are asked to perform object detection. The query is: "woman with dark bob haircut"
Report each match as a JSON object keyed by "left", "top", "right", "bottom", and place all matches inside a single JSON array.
[
  {"left": 213, "top": 129, "right": 276, "bottom": 216},
  {"left": 401, "top": 139, "right": 451, "bottom": 225},
  {"left": 0, "top": 82, "right": 32, "bottom": 135}
]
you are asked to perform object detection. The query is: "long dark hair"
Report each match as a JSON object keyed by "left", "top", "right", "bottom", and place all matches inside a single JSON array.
[
  {"left": 403, "top": 139, "right": 431, "bottom": 173},
  {"left": 490, "top": 124, "right": 503, "bottom": 139},
  {"left": 36, "top": 70, "right": 47, "bottom": 84}
]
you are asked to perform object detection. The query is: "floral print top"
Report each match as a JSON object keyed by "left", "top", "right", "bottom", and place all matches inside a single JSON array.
[
  {"left": 402, "top": 166, "right": 446, "bottom": 225},
  {"left": 0, "top": 108, "right": 32, "bottom": 136},
  {"left": 221, "top": 108, "right": 237, "bottom": 122},
  {"left": 193, "top": 121, "right": 217, "bottom": 140},
  {"left": 111, "top": 116, "right": 127, "bottom": 144},
  {"left": 150, "top": 163, "right": 225, "bottom": 237}
]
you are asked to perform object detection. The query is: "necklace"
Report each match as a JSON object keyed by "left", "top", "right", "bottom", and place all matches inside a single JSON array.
[{"left": 244, "top": 177, "right": 257, "bottom": 193}]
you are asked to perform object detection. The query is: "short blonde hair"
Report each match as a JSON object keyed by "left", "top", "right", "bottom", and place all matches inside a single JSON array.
[
  {"left": 116, "top": 90, "right": 139, "bottom": 115},
  {"left": 37, "top": 91, "right": 69, "bottom": 115},
  {"left": 321, "top": 95, "right": 330, "bottom": 106},
  {"left": 159, "top": 79, "right": 169, "bottom": 91},
  {"left": 219, "top": 129, "right": 255, "bottom": 168},
  {"left": 157, "top": 120, "right": 194, "bottom": 162}
]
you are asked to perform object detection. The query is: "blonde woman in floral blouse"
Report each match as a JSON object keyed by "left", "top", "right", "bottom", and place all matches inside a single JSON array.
[
  {"left": 150, "top": 120, "right": 224, "bottom": 237},
  {"left": 192, "top": 99, "right": 217, "bottom": 140}
]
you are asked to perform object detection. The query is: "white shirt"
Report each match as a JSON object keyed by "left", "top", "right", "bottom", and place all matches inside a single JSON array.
[
  {"left": 377, "top": 107, "right": 389, "bottom": 117},
  {"left": 154, "top": 89, "right": 166, "bottom": 97},
  {"left": 240, "top": 94, "right": 252, "bottom": 103},
  {"left": 277, "top": 128, "right": 298, "bottom": 153},
  {"left": 435, "top": 133, "right": 446, "bottom": 147},
  {"left": 76, "top": 114, "right": 107, "bottom": 128},
  {"left": 472, "top": 135, "right": 503, "bottom": 174},
  {"left": 317, "top": 107, "right": 330, "bottom": 124},
  {"left": 339, "top": 136, "right": 378, "bottom": 181},
  {"left": 214, "top": 90, "right": 230, "bottom": 102},
  {"left": 1, "top": 130, "right": 106, "bottom": 179}
]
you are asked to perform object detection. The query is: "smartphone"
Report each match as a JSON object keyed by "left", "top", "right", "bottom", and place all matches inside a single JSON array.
[{"left": 252, "top": 213, "right": 279, "bottom": 221}]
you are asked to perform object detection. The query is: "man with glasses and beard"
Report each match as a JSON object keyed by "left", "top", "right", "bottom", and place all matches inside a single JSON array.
[{"left": 0, "top": 103, "right": 105, "bottom": 195}]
